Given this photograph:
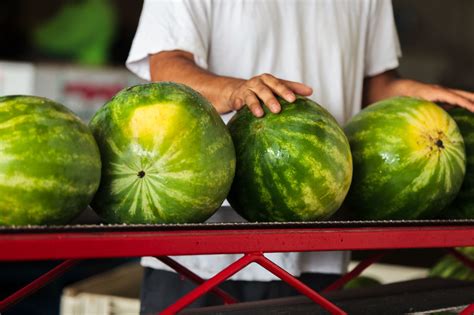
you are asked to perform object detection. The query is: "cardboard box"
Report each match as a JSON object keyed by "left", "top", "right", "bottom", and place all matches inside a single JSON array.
[
  {"left": 0, "top": 61, "right": 145, "bottom": 121},
  {"left": 0, "top": 61, "right": 35, "bottom": 95},
  {"left": 60, "top": 262, "right": 143, "bottom": 315}
]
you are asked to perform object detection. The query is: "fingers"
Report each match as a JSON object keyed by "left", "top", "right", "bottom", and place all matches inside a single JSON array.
[
  {"left": 417, "top": 84, "right": 474, "bottom": 113},
  {"left": 248, "top": 77, "right": 281, "bottom": 113},
  {"left": 249, "top": 85, "right": 281, "bottom": 113},
  {"left": 244, "top": 91, "right": 264, "bottom": 117},
  {"left": 282, "top": 79, "right": 313, "bottom": 97},
  {"left": 261, "top": 74, "right": 314, "bottom": 101},
  {"left": 260, "top": 74, "right": 296, "bottom": 103},
  {"left": 431, "top": 88, "right": 474, "bottom": 112},
  {"left": 232, "top": 97, "right": 245, "bottom": 111},
  {"left": 448, "top": 93, "right": 474, "bottom": 112},
  {"left": 228, "top": 73, "right": 313, "bottom": 117},
  {"left": 451, "top": 89, "right": 474, "bottom": 103}
]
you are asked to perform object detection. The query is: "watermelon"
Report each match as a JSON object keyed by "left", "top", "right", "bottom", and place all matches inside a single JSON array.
[
  {"left": 89, "top": 83, "right": 235, "bottom": 224},
  {"left": 429, "top": 247, "right": 474, "bottom": 281},
  {"left": 227, "top": 97, "right": 352, "bottom": 222},
  {"left": 0, "top": 95, "right": 101, "bottom": 225},
  {"left": 344, "top": 97, "right": 466, "bottom": 220},
  {"left": 344, "top": 275, "right": 381, "bottom": 289},
  {"left": 444, "top": 108, "right": 474, "bottom": 218}
]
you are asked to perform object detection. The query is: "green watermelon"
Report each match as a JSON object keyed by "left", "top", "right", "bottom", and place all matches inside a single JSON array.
[
  {"left": 227, "top": 97, "right": 352, "bottom": 222},
  {"left": 429, "top": 247, "right": 474, "bottom": 281},
  {"left": 89, "top": 83, "right": 235, "bottom": 224},
  {"left": 344, "top": 97, "right": 466, "bottom": 220},
  {"left": 0, "top": 95, "right": 101, "bottom": 225},
  {"left": 344, "top": 275, "right": 381, "bottom": 289},
  {"left": 444, "top": 108, "right": 474, "bottom": 218}
]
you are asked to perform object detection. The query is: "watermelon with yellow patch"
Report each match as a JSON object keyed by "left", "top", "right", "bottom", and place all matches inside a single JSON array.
[
  {"left": 89, "top": 83, "right": 235, "bottom": 223},
  {"left": 227, "top": 97, "right": 352, "bottom": 222},
  {"left": 444, "top": 108, "right": 474, "bottom": 218},
  {"left": 344, "top": 97, "right": 466, "bottom": 219}
]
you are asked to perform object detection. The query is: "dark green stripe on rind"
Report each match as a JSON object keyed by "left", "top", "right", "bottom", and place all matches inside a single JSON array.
[
  {"left": 344, "top": 97, "right": 466, "bottom": 220},
  {"left": 0, "top": 96, "right": 101, "bottom": 225},
  {"left": 227, "top": 97, "right": 352, "bottom": 222},
  {"left": 443, "top": 108, "right": 474, "bottom": 218},
  {"left": 89, "top": 83, "right": 235, "bottom": 224},
  {"left": 429, "top": 247, "right": 474, "bottom": 281}
]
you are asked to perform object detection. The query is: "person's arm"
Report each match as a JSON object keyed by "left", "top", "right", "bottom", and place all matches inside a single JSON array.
[
  {"left": 363, "top": 70, "right": 474, "bottom": 111},
  {"left": 149, "top": 50, "right": 313, "bottom": 117}
]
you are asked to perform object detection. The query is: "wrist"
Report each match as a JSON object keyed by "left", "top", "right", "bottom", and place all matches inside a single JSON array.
[
  {"left": 193, "top": 76, "right": 242, "bottom": 114},
  {"left": 216, "top": 77, "right": 244, "bottom": 112},
  {"left": 221, "top": 77, "right": 243, "bottom": 100}
]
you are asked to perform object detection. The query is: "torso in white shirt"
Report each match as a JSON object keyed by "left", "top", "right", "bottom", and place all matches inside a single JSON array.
[{"left": 127, "top": 0, "right": 401, "bottom": 281}]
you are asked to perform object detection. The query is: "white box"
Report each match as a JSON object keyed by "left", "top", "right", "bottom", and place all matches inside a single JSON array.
[
  {"left": 0, "top": 60, "right": 146, "bottom": 122},
  {"left": 34, "top": 64, "right": 145, "bottom": 121},
  {"left": 0, "top": 61, "right": 35, "bottom": 95},
  {"left": 60, "top": 262, "right": 143, "bottom": 315}
]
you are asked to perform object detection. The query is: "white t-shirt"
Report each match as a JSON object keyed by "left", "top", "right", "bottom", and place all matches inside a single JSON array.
[{"left": 126, "top": 0, "right": 401, "bottom": 281}]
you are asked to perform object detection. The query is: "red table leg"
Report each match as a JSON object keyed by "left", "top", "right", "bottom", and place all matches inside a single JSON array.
[
  {"left": 160, "top": 252, "right": 346, "bottom": 315},
  {"left": 0, "top": 259, "right": 79, "bottom": 312},
  {"left": 450, "top": 248, "right": 474, "bottom": 315},
  {"left": 161, "top": 253, "right": 255, "bottom": 314},
  {"left": 253, "top": 253, "right": 346, "bottom": 314},
  {"left": 156, "top": 256, "right": 238, "bottom": 304},
  {"left": 460, "top": 303, "right": 474, "bottom": 315},
  {"left": 323, "top": 251, "right": 389, "bottom": 292}
]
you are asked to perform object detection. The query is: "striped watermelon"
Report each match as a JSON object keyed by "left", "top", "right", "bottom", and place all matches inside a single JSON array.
[
  {"left": 89, "top": 83, "right": 235, "bottom": 224},
  {"left": 429, "top": 247, "right": 474, "bottom": 281},
  {"left": 344, "top": 97, "right": 466, "bottom": 220},
  {"left": 0, "top": 95, "right": 101, "bottom": 225},
  {"left": 227, "top": 97, "right": 352, "bottom": 222},
  {"left": 444, "top": 108, "right": 474, "bottom": 218}
]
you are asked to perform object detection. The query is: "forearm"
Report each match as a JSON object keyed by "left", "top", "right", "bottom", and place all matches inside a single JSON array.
[
  {"left": 149, "top": 50, "right": 313, "bottom": 117},
  {"left": 362, "top": 70, "right": 406, "bottom": 105},
  {"left": 150, "top": 50, "right": 242, "bottom": 114}
]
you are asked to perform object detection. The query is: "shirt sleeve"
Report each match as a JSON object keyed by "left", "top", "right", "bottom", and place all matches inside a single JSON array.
[
  {"left": 126, "top": 0, "right": 211, "bottom": 81},
  {"left": 364, "top": 0, "right": 402, "bottom": 77}
]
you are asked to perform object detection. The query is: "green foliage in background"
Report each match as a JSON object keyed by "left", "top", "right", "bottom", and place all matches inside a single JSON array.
[{"left": 33, "top": 0, "right": 117, "bottom": 65}]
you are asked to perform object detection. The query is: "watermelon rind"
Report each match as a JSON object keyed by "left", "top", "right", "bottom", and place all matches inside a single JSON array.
[
  {"left": 227, "top": 96, "right": 352, "bottom": 222},
  {"left": 344, "top": 97, "right": 466, "bottom": 220},
  {"left": 0, "top": 95, "right": 101, "bottom": 225},
  {"left": 443, "top": 108, "right": 474, "bottom": 218},
  {"left": 89, "top": 83, "right": 235, "bottom": 224}
]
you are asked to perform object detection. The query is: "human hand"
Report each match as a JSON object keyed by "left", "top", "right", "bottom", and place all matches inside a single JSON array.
[
  {"left": 395, "top": 80, "right": 474, "bottom": 112},
  {"left": 224, "top": 73, "right": 313, "bottom": 117}
]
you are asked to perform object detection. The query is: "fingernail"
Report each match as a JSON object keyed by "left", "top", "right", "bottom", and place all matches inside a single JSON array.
[
  {"left": 286, "top": 93, "right": 296, "bottom": 102},
  {"left": 271, "top": 103, "right": 280, "bottom": 113}
]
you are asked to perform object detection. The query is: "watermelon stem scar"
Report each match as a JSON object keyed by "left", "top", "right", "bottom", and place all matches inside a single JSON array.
[
  {"left": 137, "top": 170, "right": 146, "bottom": 178},
  {"left": 344, "top": 96, "right": 466, "bottom": 220},
  {"left": 436, "top": 139, "right": 444, "bottom": 149}
]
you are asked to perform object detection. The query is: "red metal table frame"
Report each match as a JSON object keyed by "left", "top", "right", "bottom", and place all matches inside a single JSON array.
[{"left": 1, "top": 225, "right": 473, "bottom": 314}]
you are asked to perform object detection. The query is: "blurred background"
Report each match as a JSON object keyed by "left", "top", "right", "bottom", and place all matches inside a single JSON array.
[
  {"left": 0, "top": 0, "right": 473, "bottom": 314},
  {"left": 1, "top": 0, "right": 473, "bottom": 121}
]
